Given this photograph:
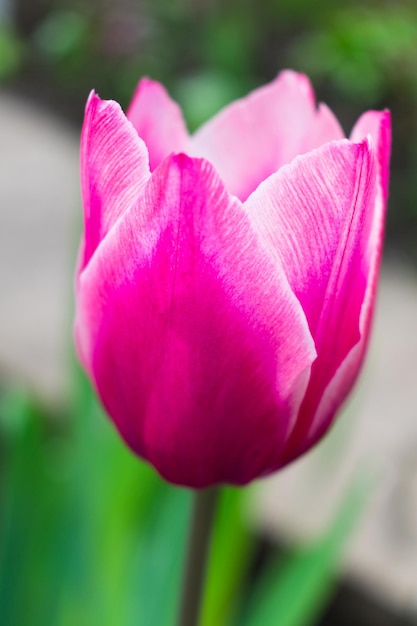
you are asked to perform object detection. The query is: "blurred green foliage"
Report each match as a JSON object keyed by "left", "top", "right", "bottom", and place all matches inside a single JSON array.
[
  {"left": 0, "top": 364, "right": 366, "bottom": 626},
  {"left": 0, "top": 23, "right": 23, "bottom": 78}
]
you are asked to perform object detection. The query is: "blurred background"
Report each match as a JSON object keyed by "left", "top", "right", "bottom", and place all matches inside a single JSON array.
[{"left": 1, "top": 0, "right": 417, "bottom": 625}]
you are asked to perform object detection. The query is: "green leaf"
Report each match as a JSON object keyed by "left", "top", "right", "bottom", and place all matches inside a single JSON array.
[
  {"left": 128, "top": 487, "right": 191, "bottom": 626},
  {"left": 57, "top": 363, "right": 167, "bottom": 626},
  {"left": 0, "top": 389, "right": 70, "bottom": 626},
  {"left": 201, "top": 487, "right": 254, "bottom": 626},
  {"left": 243, "top": 476, "right": 370, "bottom": 626}
]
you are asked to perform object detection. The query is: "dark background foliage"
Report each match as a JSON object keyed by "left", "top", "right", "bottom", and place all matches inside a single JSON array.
[{"left": 2, "top": 0, "right": 417, "bottom": 261}]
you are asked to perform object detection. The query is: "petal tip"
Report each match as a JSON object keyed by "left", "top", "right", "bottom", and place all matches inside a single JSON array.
[
  {"left": 132, "top": 76, "right": 157, "bottom": 98},
  {"left": 276, "top": 69, "right": 315, "bottom": 101},
  {"left": 84, "top": 89, "right": 122, "bottom": 123},
  {"left": 170, "top": 151, "right": 193, "bottom": 167},
  {"left": 129, "top": 76, "right": 170, "bottom": 110},
  {"left": 84, "top": 89, "right": 99, "bottom": 117}
]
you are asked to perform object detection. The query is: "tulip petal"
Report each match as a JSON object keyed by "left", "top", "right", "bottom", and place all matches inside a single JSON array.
[
  {"left": 75, "top": 155, "right": 316, "bottom": 487},
  {"left": 80, "top": 92, "right": 150, "bottom": 270},
  {"left": 244, "top": 138, "right": 378, "bottom": 462},
  {"left": 350, "top": 110, "right": 391, "bottom": 201},
  {"left": 300, "top": 103, "right": 345, "bottom": 153},
  {"left": 127, "top": 78, "right": 189, "bottom": 171},
  {"left": 189, "top": 70, "right": 343, "bottom": 200},
  {"left": 297, "top": 110, "right": 391, "bottom": 451}
]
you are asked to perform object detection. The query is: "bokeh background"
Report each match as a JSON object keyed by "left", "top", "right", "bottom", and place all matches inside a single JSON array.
[
  {"left": 2, "top": 0, "right": 417, "bottom": 253},
  {"left": 1, "top": 1, "right": 417, "bottom": 625}
]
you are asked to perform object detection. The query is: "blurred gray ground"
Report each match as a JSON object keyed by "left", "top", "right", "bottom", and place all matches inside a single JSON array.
[
  {"left": 1, "top": 93, "right": 417, "bottom": 613},
  {"left": 253, "top": 260, "right": 417, "bottom": 616},
  {"left": 0, "top": 92, "right": 79, "bottom": 397}
]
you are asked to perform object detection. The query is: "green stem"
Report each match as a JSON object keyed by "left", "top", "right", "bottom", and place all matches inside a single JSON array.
[{"left": 177, "top": 488, "right": 218, "bottom": 626}]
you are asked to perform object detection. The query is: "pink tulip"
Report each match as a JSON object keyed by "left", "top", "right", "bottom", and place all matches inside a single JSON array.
[{"left": 74, "top": 70, "right": 391, "bottom": 488}]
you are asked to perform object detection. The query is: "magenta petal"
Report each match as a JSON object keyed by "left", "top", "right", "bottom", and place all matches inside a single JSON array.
[
  {"left": 244, "top": 137, "right": 379, "bottom": 463},
  {"left": 189, "top": 70, "right": 343, "bottom": 200},
  {"left": 350, "top": 110, "right": 391, "bottom": 201},
  {"left": 300, "top": 103, "right": 345, "bottom": 152},
  {"left": 297, "top": 110, "right": 392, "bottom": 451},
  {"left": 127, "top": 78, "right": 189, "bottom": 171},
  {"left": 75, "top": 155, "right": 316, "bottom": 487},
  {"left": 80, "top": 91, "right": 150, "bottom": 270},
  {"left": 245, "top": 139, "right": 375, "bottom": 337}
]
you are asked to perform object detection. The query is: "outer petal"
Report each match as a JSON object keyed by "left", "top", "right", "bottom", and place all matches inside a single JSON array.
[
  {"left": 189, "top": 70, "right": 344, "bottom": 200},
  {"left": 293, "top": 110, "right": 391, "bottom": 453},
  {"left": 350, "top": 110, "right": 391, "bottom": 201},
  {"left": 244, "top": 137, "right": 378, "bottom": 463},
  {"left": 127, "top": 78, "right": 189, "bottom": 171},
  {"left": 75, "top": 155, "right": 316, "bottom": 487},
  {"left": 80, "top": 92, "right": 150, "bottom": 271}
]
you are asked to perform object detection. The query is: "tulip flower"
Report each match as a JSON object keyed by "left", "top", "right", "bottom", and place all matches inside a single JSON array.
[{"left": 74, "top": 70, "right": 390, "bottom": 488}]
